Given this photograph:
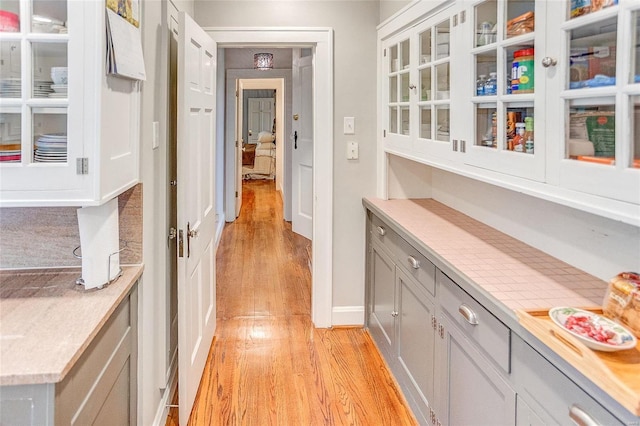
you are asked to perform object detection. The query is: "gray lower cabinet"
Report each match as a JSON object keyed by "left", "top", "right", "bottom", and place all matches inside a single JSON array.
[
  {"left": 367, "top": 213, "right": 516, "bottom": 426},
  {"left": 0, "top": 284, "right": 138, "bottom": 426},
  {"left": 369, "top": 240, "right": 396, "bottom": 354},
  {"left": 366, "top": 208, "right": 638, "bottom": 426},
  {"left": 396, "top": 267, "right": 436, "bottom": 424},
  {"left": 511, "top": 333, "right": 624, "bottom": 426},
  {"left": 434, "top": 271, "right": 516, "bottom": 426},
  {"left": 435, "top": 313, "right": 516, "bottom": 426},
  {"left": 367, "top": 213, "right": 437, "bottom": 425}
]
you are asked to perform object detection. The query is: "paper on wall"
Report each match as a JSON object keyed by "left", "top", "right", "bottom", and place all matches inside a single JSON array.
[{"left": 106, "top": 8, "right": 146, "bottom": 81}]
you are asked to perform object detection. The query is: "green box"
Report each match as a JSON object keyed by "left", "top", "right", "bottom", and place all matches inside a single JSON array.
[{"left": 586, "top": 114, "right": 615, "bottom": 158}]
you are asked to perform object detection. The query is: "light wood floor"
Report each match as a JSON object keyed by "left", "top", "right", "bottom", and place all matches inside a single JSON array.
[{"left": 166, "top": 180, "right": 416, "bottom": 425}]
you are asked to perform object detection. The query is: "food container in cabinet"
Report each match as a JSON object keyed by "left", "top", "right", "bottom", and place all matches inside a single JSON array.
[{"left": 0, "top": 10, "right": 19, "bottom": 32}]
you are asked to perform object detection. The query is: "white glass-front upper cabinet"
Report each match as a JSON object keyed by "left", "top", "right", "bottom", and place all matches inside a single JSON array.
[
  {"left": 0, "top": 0, "right": 140, "bottom": 207},
  {"left": 461, "top": 0, "right": 546, "bottom": 182},
  {"left": 545, "top": 0, "right": 640, "bottom": 205},
  {"left": 382, "top": 3, "right": 464, "bottom": 164}
]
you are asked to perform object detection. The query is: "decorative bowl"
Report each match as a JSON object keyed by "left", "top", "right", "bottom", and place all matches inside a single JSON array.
[
  {"left": 549, "top": 307, "right": 637, "bottom": 352},
  {"left": 50, "top": 67, "right": 68, "bottom": 85}
]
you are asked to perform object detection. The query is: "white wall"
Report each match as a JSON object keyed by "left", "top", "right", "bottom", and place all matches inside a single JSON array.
[
  {"left": 386, "top": 155, "right": 640, "bottom": 281},
  {"left": 379, "top": 0, "right": 412, "bottom": 23},
  {"left": 216, "top": 49, "right": 225, "bottom": 229},
  {"left": 139, "top": 0, "right": 166, "bottom": 423},
  {"left": 138, "top": 1, "right": 197, "bottom": 425},
  {"left": 194, "top": 1, "right": 380, "bottom": 321},
  {"left": 430, "top": 169, "right": 640, "bottom": 280}
]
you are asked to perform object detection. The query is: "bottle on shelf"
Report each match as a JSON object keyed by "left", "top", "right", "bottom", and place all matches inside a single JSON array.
[
  {"left": 484, "top": 72, "right": 497, "bottom": 95},
  {"left": 476, "top": 74, "right": 486, "bottom": 96},
  {"left": 524, "top": 116, "right": 534, "bottom": 154}
]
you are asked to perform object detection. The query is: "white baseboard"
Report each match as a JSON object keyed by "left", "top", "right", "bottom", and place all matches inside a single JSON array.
[
  {"left": 215, "top": 212, "right": 225, "bottom": 249},
  {"left": 332, "top": 306, "right": 364, "bottom": 326},
  {"left": 151, "top": 361, "right": 178, "bottom": 426}
]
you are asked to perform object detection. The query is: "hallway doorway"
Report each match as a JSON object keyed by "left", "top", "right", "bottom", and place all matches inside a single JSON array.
[{"left": 211, "top": 27, "right": 334, "bottom": 328}]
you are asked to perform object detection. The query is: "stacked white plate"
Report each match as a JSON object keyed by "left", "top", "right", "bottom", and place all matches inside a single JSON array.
[
  {"left": 34, "top": 133, "right": 67, "bottom": 163},
  {"left": 49, "top": 83, "right": 67, "bottom": 98},
  {"left": 0, "top": 78, "right": 21, "bottom": 98},
  {"left": 34, "top": 79, "right": 54, "bottom": 98}
]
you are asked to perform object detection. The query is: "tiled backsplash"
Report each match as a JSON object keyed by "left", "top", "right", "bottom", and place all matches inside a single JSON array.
[{"left": 0, "top": 184, "right": 142, "bottom": 269}]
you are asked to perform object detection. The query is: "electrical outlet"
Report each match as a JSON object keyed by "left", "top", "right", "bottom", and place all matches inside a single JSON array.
[{"left": 347, "top": 141, "right": 358, "bottom": 160}]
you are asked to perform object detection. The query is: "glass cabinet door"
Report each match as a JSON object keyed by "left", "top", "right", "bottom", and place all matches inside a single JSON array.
[
  {"left": 466, "top": 0, "right": 543, "bottom": 182},
  {"left": 0, "top": 0, "right": 68, "bottom": 167},
  {"left": 553, "top": 0, "right": 640, "bottom": 205},
  {"left": 412, "top": 10, "right": 456, "bottom": 162},
  {"left": 417, "top": 19, "right": 451, "bottom": 144},
  {"left": 387, "top": 37, "right": 411, "bottom": 139}
]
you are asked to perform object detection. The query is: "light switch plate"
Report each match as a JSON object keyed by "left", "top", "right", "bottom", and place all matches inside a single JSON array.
[
  {"left": 344, "top": 117, "right": 355, "bottom": 135},
  {"left": 347, "top": 141, "right": 358, "bottom": 160}
]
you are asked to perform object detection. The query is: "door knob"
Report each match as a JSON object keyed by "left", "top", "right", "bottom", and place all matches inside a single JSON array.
[
  {"left": 541, "top": 57, "right": 557, "bottom": 68},
  {"left": 186, "top": 222, "right": 198, "bottom": 258}
]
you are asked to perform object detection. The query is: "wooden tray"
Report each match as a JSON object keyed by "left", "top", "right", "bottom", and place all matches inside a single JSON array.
[{"left": 516, "top": 308, "right": 640, "bottom": 416}]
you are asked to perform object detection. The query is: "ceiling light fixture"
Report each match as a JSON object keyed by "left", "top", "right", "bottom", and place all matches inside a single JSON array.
[{"left": 254, "top": 53, "right": 273, "bottom": 70}]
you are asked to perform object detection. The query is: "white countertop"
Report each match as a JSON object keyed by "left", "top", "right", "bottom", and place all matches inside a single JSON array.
[{"left": 0, "top": 265, "right": 143, "bottom": 386}]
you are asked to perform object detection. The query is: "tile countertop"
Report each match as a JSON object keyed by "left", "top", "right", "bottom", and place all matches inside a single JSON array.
[
  {"left": 0, "top": 265, "right": 143, "bottom": 386},
  {"left": 364, "top": 198, "right": 608, "bottom": 313}
]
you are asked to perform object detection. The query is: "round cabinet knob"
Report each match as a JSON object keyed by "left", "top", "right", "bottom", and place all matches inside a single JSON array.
[
  {"left": 408, "top": 84, "right": 417, "bottom": 90},
  {"left": 188, "top": 229, "right": 199, "bottom": 238},
  {"left": 541, "top": 57, "right": 558, "bottom": 68}
]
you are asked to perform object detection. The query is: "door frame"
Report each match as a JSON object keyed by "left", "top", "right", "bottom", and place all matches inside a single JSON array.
[
  {"left": 227, "top": 77, "right": 286, "bottom": 220},
  {"left": 211, "top": 27, "right": 334, "bottom": 328}
]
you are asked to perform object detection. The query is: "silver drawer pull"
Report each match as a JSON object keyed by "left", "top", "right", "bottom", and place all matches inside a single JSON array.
[
  {"left": 569, "top": 405, "right": 598, "bottom": 426},
  {"left": 458, "top": 304, "right": 479, "bottom": 325},
  {"left": 376, "top": 226, "right": 386, "bottom": 236},
  {"left": 408, "top": 255, "right": 420, "bottom": 269}
]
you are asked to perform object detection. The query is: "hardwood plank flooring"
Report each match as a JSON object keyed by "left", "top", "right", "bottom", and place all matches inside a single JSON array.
[{"left": 166, "top": 180, "right": 416, "bottom": 425}]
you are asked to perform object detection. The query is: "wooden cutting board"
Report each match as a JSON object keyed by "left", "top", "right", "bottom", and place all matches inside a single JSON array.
[{"left": 516, "top": 308, "right": 640, "bottom": 416}]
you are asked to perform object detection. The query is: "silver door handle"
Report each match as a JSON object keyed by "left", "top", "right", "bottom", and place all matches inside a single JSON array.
[
  {"left": 376, "top": 226, "right": 386, "bottom": 236},
  {"left": 569, "top": 405, "right": 598, "bottom": 426},
  {"left": 186, "top": 222, "right": 198, "bottom": 258},
  {"left": 391, "top": 311, "right": 399, "bottom": 318},
  {"left": 541, "top": 57, "right": 558, "bottom": 68},
  {"left": 452, "top": 139, "right": 458, "bottom": 151},
  {"left": 459, "top": 304, "right": 479, "bottom": 325},
  {"left": 408, "top": 255, "right": 420, "bottom": 269}
]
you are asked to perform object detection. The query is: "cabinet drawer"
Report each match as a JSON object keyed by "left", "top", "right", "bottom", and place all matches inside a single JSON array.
[
  {"left": 512, "top": 334, "right": 624, "bottom": 426},
  {"left": 370, "top": 214, "right": 399, "bottom": 254},
  {"left": 395, "top": 235, "right": 436, "bottom": 297},
  {"left": 438, "top": 271, "right": 510, "bottom": 372}
]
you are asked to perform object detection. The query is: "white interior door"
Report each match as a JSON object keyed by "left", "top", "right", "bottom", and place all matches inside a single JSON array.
[
  {"left": 248, "top": 98, "right": 275, "bottom": 144},
  {"left": 291, "top": 49, "right": 313, "bottom": 240},
  {"left": 176, "top": 11, "right": 217, "bottom": 426},
  {"left": 235, "top": 80, "right": 243, "bottom": 218}
]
